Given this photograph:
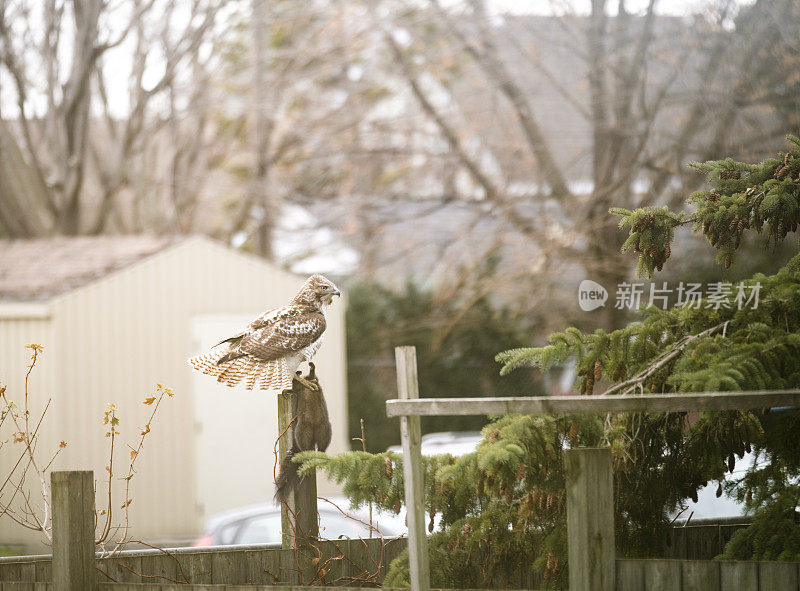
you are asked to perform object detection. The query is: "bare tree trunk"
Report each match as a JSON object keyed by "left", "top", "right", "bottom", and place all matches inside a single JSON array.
[
  {"left": 0, "top": 119, "right": 53, "bottom": 237},
  {"left": 58, "top": 0, "right": 102, "bottom": 234},
  {"left": 251, "top": 0, "right": 274, "bottom": 259}
]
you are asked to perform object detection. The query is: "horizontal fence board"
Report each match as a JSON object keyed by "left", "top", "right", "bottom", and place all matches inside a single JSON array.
[
  {"left": 138, "top": 554, "right": 180, "bottom": 586},
  {"left": 210, "top": 550, "right": 247, "bottom": 584},
  {"left": 182, "top": 553, "right": 212, "bottom": 585},
  {"left": 682, "top": 560, "right": 719, "bottom": 590},
  {"left": 386, "top": 390, "right": 800, "bottom": 417},
  {"left": 33, "top": 563, "right": 50, "bottom": 584},
  {"left": 8, "top": 541, "right": 800, "bottom": 590},
  {"left": 1, "top": 583, "right": 35, "bottom": 591},
  {"left": 760, "top": 561, "right": 798, "bottom": 588},
  {"left": 0, "top": 538, "right": 402, "bottom": 587},
  {"left": 644, "top": 560, "right": 681, "bottom": 591},
  {"left": 720, "top": 561, "right": 758, "bottom": 589},
  {"left": 616, "top": 559, "right": 644, "bottom": 591}
]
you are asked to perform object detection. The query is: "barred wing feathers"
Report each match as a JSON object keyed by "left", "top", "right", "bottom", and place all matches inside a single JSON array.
[
  {"left": 240, "top": 312, "right": 325, "bottom": 360},
  {"left": 187, "top": 305, "right": 326, "bottom": 391}
]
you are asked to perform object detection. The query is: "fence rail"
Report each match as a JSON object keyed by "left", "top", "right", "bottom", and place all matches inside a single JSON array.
[{"left": 385, "top": 390, "right": 800, "bottom": 416}]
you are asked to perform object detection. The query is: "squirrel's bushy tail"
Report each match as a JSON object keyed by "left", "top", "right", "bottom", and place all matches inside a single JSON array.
[{"left": 275, "top": 450, "right": 299, "bottom": 503}]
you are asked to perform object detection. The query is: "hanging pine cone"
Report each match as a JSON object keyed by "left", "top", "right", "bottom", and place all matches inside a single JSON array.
[
  {"left": 394, "top": 498, "right": 402, "bottom": 515},
  {"left": 569, "top": 421, "right": 579, "bottom": 442},
  {"left": 489, "top": 428, "right": 500, "bottom": 443},
  {"left": 527, "top": 491, "right": 536, "bottom": 510},
  {"left": 594, "top": 360, "right": 602, "bottom": 381},
  {"left": 385, "top": 457, "right": 393, "bottom": 478},
  {"left": 516, "top": 462, "right": 525, "bottom": 481},
  {"left": 728, "top": 453, "right": 735, "bottom": 473},
  {"left": 664, "top": 243, "right": 671, "bottom": 260},
  {"left": 724, "top": 254, "right": 732, "bottom": 269},
  {"left": 585, "top": 373, "right": 595, "bottom": 395},
  {"left": 716, "top": 483, "right": 723, "bottom": 498}
]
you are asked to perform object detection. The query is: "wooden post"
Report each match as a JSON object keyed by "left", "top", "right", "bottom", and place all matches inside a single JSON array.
[
  {"left": 289, "top": 382, "right": 318, "bottom": 544},
  {"left": 278, "top": 389, "right": 319, "bottom": 549},
  {"left": 278, "top": 392, "right": 294, "bottom": 550},
  {"left": 52, "top": 470, "right": 97, "bottom": 591},
  {"left": 565, "top": 448, "right": 615, "bottom": 591},
  {"left": 395, "top": 346, "right": 430, "bottom": 591},
  {"left": 278, "top": 383, "right": 318, "bottom": 587}
]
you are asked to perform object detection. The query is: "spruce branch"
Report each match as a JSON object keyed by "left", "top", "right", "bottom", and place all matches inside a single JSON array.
[{"left": 600, "top": 321, "right": 728, "bottom": 396}]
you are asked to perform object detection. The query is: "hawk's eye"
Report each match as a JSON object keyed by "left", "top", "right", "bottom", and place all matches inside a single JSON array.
[{"left": 321, "top": 285, "right": 330, "bottom": 291}]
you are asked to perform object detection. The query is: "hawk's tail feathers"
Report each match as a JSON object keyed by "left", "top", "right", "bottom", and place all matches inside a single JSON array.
[{"left": 187, "top": 350, "right": 293, "bottom": 391}]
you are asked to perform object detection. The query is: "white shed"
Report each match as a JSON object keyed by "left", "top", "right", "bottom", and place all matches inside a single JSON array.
[{"left": 0, "top": 235, "right": 349, "bottom": 550}]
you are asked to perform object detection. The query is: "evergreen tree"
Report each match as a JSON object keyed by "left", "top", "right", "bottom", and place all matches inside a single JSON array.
[
  {"left": 346, "top": 281, "right": 540, "bottom": 453},
  {"left": 299, "top": 137, "right": 800, "bottom": 586}
]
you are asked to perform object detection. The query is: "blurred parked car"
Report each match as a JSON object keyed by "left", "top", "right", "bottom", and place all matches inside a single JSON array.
[
  {"left": 193, "top": 498, "right": 406, "bottom": 547},
  {"left": 387, "top": 431, "right": 482, "bottom": 457}
]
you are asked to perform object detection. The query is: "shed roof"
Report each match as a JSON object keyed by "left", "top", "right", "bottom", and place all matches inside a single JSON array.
[{"left": 0, "top": 235, "right": 179, "bottom": 302}]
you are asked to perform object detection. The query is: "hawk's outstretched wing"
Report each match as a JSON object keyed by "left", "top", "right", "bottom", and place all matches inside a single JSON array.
[
  {"left": 187, "top": 273, "right": 340, "bottom": 391},
  {"left": 240, "top": 312, "right": 326, "bottom": 361},
  {"left": 187, "top": 306, "right": 326, "bottom": 391}
]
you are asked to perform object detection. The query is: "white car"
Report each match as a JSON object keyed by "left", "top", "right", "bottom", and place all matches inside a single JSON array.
[
  {"left": 193, "top": 497, "right": 406, "bottom": 547},
  {"left": 387, "top": 431, "right": 482, "bottom": 457}
]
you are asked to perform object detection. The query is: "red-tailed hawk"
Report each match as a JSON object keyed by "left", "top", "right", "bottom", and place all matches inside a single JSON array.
[{"left": 187, "top": 274, "right": 341, "bottom": 391}]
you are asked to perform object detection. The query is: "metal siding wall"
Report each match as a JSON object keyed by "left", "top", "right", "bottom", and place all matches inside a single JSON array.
[{"left": 0, "top": 237, "right": 349, "bottom": 548}]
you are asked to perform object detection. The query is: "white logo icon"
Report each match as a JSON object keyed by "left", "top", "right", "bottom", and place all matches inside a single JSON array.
[{"left": 578, "top": 280, "right": 608, "bottom": 311}]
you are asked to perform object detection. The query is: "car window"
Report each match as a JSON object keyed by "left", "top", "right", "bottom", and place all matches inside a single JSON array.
[
  {"left": 318, "top": 512, "right": 370, "bottom": 540},
  {"left": 235, "top": 514, "right": 283, "bottom": 545},
  {"left": 319, "top": 510, "right": 403, "bottom": 539},
  {"left": 215, "top": 520, "right": 244, "bottom": 545}
]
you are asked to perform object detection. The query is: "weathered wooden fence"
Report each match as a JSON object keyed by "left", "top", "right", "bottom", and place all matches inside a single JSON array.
[
  {"left": 0, "top": 471, "right": 404, "bottom": 590},
  {"left": 386, "top": 345, "right": 800, "bottom": 591},
  {"left": 664, "top": 519, "right": 751, "bottom": 560}
]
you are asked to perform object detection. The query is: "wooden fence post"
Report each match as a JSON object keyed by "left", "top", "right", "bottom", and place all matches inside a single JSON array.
[
  {"left": 278, "top": 389, "right": 319, "bottom": 549},
  {"left": 565, "top": 447, "right": 615, "bottom": 591},
  {"left": 395, "top": 346, "right": 430, "bottom": 591},
  {"left": 278, "top": 393, "right": 294, "bottom": 550},
  {"left": 52, "top": 470, "right": 97, "bottom": 591}
]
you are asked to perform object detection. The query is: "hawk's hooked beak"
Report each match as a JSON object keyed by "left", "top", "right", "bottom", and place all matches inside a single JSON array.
[{"left": 331, "top": 289, "right": 341, "bottom": 297}]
